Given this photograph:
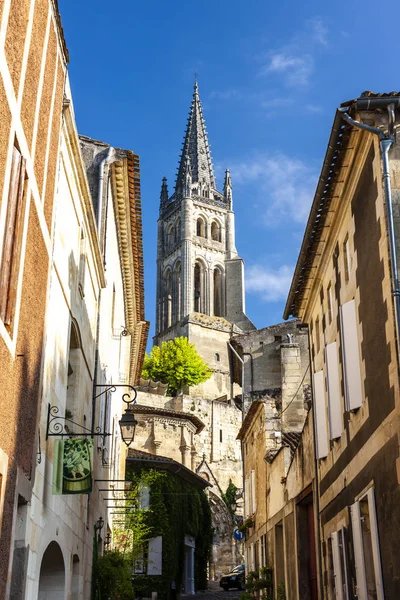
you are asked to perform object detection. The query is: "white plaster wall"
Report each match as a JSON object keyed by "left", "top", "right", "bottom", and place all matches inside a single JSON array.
[{"left": 25, "top": 111, "right": 129, "bottom": 599}]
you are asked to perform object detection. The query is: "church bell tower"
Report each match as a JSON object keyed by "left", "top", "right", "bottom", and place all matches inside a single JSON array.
[{"left": 155, "top": 82, "right": 254, "bottom": 398}]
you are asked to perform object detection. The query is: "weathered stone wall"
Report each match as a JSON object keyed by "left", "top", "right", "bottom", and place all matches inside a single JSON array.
[{"left": 0, "top": 2, "right": 67, "bottom": 596}]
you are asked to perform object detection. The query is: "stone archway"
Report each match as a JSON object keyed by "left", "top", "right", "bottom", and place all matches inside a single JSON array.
[{"left": 38, "top": 541, "right": 65, "bottom": 600}]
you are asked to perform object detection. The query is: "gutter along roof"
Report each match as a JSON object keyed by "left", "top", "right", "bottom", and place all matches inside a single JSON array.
[{"left": 284, "top": 91, "right": 400, "bottom": 320}]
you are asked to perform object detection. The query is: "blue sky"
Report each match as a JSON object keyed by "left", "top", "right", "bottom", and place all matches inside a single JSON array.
[{"left": 59, "top": 0, "right": 400, "bottom": 339}]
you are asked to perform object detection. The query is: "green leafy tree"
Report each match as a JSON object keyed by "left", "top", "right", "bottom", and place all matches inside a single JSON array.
[
  {"left": 142, "top": 337, "right": 212, "bottom": 395},
  {"left": 222, "top": 479, "right": 238, "bottom": 518}
]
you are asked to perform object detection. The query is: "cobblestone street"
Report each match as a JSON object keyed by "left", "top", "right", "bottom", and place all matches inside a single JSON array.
[{"left": 192, "top": 581, "right": 242, "bottom": 600}]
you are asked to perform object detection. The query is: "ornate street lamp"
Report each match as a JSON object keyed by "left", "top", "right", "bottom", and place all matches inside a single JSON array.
[
  {"left": 119, "top": 390, "right": 138, "bottom": 447},
  {"left": 95, "top": 516, "right": 104, "bottom": 542},
  {"left": 105, "top": 532, "right": 112, "bottom": 551}
]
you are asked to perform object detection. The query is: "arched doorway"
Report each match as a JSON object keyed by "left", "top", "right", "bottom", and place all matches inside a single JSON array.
[{"left": 38, "top": 541, "right": 65, "bottom": 600}]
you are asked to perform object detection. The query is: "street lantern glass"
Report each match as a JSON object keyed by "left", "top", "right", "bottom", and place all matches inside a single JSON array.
[{"left": 119, "top": 408, "right": 138, "bottom": 447}]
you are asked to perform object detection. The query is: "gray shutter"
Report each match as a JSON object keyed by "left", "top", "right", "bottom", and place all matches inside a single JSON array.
[
  {"left": 339, "top": 527, "right": 350, "bottom": 600},
  {"left": 350, "top": 501, "right": 368, "bottom": 599},
  {"left": 367, "top": 488, "right": 384, "bottom": 600},
  {"left": 331, "top": 532, "right": 344, "bottom": 600},
  {"left": 313, "top": 370, "right": 329, "bottom": 458},
  {"left": 340, "top": 300, "right": 363, "bottom": 410},
  {"left": 326, "top": 342, "right": 343, "bottom": 439}
]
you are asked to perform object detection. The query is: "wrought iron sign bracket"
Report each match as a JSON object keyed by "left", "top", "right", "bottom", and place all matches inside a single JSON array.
[{"left": 46, "top": 404, "right": 112, "bottom": 440}]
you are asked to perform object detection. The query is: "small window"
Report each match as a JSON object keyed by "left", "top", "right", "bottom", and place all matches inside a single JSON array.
[
  {"left": 215, "top": 353, "right": 220, "bottom": 362},
  {"left": 0, "top": 145, "right": 27, "bottom": 333},
  {"left": 211, "top": 221, "right": 221, "bottom": 242},
  {"left": 196, "top": 217, "right": 206, "bottom": 238},
  {"left": 220, "top": 429, "right": 223, "bottom": 443},
  {"left": 343, "top": 236, "right": 351, "bottom": 282}
]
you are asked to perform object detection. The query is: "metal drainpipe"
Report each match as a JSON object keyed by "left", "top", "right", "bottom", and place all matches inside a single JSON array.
[
  {"left": 339, "top": 105, "right": 400, "bottom": 347},
  {"left": 91, "top": 146, "right": 114, "bottom": 435},
  {"left": 97, "top": 146, "right": 114, "bottom": 233}
]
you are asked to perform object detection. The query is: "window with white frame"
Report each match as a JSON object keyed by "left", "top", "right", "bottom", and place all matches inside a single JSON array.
[
  {"left": 313, "top": 370, "right": 329, "bottom": 459},
  {"left": 331, "top": 528, "right": 350, "bottom": 600},
  {"left": 325, "top": 342, "right": 343, "bottom": 440},
  {"left": 340, "top": 300, "right": 363, "bottom": 411},
  {"left": 350, "top": 488, "right": 384, "bottom": 600}
]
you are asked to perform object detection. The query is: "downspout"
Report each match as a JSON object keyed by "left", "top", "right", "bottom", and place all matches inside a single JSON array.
[
  {"left": 90, "top": 146, "right": 114, "bottom": 598},
  {"left": 97, "top": 146, "right": 114, "bottom": 233},
  {"left": 91, "top": 145, "right": 114, "bottom": 434},
  {"left": 339, "top": 103, "right": 400, "bottom": 347}
]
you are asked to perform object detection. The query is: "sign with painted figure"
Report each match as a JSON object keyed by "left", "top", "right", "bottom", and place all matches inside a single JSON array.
[
  {"left": 52, "top": 438, "right": 94, "bottom": 494},
  {"left": 233, "top": 527, "right": 245, "bottom": 541}
]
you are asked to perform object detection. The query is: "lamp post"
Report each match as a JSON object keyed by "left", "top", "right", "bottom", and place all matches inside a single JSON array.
[
  {"left": 119, "top": 390, "right": 138, "bottom": 447},
  {"left": 105, "top": 532, "right": 112, "bottom": 551},
  {"left": 95, "top": 516, "right": 104, "bottom": 542}
]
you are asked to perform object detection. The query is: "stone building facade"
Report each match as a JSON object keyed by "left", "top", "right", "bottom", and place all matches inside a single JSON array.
[
  {"left": 135, "top": 388, "right": 243, "bottom": 579},
  {"left": 21, "top": 83, "right": 148, "bottom": 599},
  {"left": 0, "top": 2, "right": 68, "bottom": 597},
  {"left": 284, "top": 92, "right": 400, "bottom": 598},
  {"left": 238, "top": 403, "right": 319, "bottom": 600}
]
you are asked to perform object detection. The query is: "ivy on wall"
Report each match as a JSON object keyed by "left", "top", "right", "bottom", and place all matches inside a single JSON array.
[{"left": 129, "top": 467, "right": 213, "bottom": 599}]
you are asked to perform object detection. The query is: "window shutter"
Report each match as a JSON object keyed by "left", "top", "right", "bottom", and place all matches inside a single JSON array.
[
  {"left": 244, "top": 478, "right": 249, "bottom": 517},
  {"left": 326, "top": 342, "right": 343, "bottom": 439},
  {"left": 251, "top": 470, "right": 256, "bottom": 513},
  {"left": 147, "top": 536, "right": 162, "bottom": 575},
  {"left": 339, "top": 528, "right": 350, "bottom": 600},
  {"left": 340, "top": 300, "right": 363, "bottom": 410},
  {"left": 331, "top": 532, "right": 344, "bottom": 600},
  {"left": 366, "top": 488, "right": 384, "bottom": 600},
  {"left": 0, "top": 147, "right": 26, "bottom": 327},
  {"left": 313, "top": 370, "right": 329, "bottom": 458},
  {"left": 350, "top": 501, "right": 368, "bottom": 599}
]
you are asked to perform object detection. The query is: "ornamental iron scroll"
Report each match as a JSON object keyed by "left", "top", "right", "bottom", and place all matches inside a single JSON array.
[{"left": 46, "top": 404, "right": 112, "bottom": 440}]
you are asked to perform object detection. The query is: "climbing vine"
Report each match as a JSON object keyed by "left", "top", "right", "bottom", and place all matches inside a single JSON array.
[{"left": 129, "top": 467, "right": 213, "bottom": 599}]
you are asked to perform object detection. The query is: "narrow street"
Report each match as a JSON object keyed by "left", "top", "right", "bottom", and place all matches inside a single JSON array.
[{"left": 192, "top": 584, "right": 242, "bottom": 600}]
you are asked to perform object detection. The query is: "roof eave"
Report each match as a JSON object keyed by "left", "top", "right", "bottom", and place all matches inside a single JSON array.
[{"left": 283, "top": 108, "right": 350, "bottom": 320}]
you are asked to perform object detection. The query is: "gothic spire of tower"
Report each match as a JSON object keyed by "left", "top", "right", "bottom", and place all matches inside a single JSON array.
[
  {"left": 160, "top": 177, "right": 169, "bottom": 210},
  {"left": 175, "top": 81, "right": 215, "bottom": 197},
  {"left": 224, "top": 169, "right": 232, "bottom": 208}
]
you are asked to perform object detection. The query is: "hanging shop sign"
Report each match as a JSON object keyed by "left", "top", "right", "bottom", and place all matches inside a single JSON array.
[{"left": 53, "top": 438, "right": 94, "bottom": 495}]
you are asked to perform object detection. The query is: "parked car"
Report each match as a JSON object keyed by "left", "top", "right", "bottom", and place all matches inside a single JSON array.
[{"left": 219, "top": 564, "right": 245, "bottom": 591}]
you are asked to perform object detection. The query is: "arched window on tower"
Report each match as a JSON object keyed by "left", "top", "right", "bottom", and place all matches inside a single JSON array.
[
  {"left": 194, "top": 261, "right": 207, "bottom": 313},
  {"left": 167, "top": 225, "right": 174, "bottom": 249},
  {"left": 196, "top": 217, "right": 206, "bottom": 238},
  {"left": 213, "top": 267, "right": 223, "bottom": 317},
  {"left": 175, "top": 219, "right": 181, "bottom": 243},
  {"left": 174, "top": 261, "right": 182, "bottom": 323},
  {"left": 165, "top": 270, "right": 173, "bottom": 328},
  {"left": 211, "top": 221, "right": 221, "bottom": 242}
]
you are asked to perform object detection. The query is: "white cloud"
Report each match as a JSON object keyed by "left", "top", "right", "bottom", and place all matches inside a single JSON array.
[
  {"left": 227, "top": 152, "right": 317, "bottom": 226},
  {"left": 306, "top": 103, "right": 323, "bottom": 113},
  {"left": 310, "top": 17, "right": 328, "bottom": 46},
  {"left": 263, "top": 51, "right": 313, "bottom": 86},
  {"left": 246, "top": 264, "right": 294, "bottom": 302},
  {"left": 209, "top": 89, "right": 240, "bottom": 101}
]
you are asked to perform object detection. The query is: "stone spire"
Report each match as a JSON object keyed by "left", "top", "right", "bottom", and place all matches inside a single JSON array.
[
  {"left": 160, "top": 177, "right": 169, "bottom": 211},
  {"left": 223, "top": 169, "right": 232, "bottom": 208},
  {"left": 175, "top": 81, "right": 215, "bottom": 196}
]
